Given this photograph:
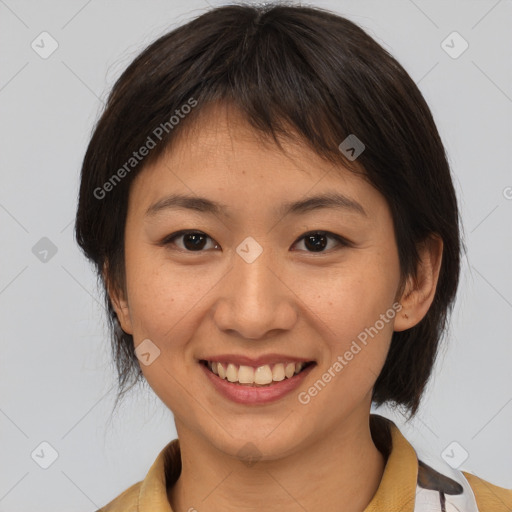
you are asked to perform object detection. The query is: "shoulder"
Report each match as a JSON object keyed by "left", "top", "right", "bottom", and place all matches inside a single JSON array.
[
  {"left": 463, "top": 471, "right": 512, "bottom": 512},
  {"left": 371, "top": 414, "right": 512, "bottom": 512},
  {"left": 95, "top": 480, "right": 142, "bottom": 511},
  {"left": 94, "top": 438, "right": 180, "bottom": 511}
]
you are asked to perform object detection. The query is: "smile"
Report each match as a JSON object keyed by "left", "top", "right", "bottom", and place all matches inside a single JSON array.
[
  {"left": 199, "top": 358, "right": 317, "bottom": 405},
  {"left": 201, "top": 360, "right": 315, "bottom": 387}
]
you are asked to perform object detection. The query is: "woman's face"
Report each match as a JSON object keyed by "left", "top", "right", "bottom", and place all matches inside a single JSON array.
[{"left": 113, "top": 103, "right": 406, "bottom": 459}]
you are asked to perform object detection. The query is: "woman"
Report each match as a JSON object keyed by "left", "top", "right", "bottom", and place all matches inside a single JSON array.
[{"left": 75, "top": 3, "right": 511, "bottom": 511}]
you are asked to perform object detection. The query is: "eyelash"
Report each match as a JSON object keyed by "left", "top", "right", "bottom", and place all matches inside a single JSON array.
[{"left": 160, "top": 230, "right": 351, "bottom": 253}]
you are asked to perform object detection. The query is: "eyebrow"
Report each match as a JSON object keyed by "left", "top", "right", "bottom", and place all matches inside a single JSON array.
[{"left": 145, "top": 192, "right": 367, "bottom": 219}]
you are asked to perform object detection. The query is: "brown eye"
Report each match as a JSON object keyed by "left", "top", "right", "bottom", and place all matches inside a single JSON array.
[
  {"left": 161, "top": 230, "right": 350, "bottom": 254},
  {"left": 162, "top": 231, "right": 219, "bottom": 251},
  {"left": 291, "top": 231, "right": 349, "bottom": 253}
]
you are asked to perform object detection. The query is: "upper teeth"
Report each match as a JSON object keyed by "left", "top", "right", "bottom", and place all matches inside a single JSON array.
[{"left": 207, "top": 361, "right": 306, "bottom": 385}]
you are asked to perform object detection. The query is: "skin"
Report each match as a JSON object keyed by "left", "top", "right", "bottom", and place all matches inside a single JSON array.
[{"left": 109, "top": 101, "right": 443, "bottom": 512}]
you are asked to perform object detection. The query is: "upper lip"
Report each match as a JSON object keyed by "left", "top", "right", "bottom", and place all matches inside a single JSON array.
[{"left": 199, "top": 354, "right": 315, "bottom": 367}]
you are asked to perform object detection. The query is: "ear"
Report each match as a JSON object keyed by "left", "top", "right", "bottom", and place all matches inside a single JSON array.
[
  {"left": 393, "top": 234, "right": 443, "bottom": 332},
  {"left": 103, "top": 262, "right": 133, "bottom": 335}
]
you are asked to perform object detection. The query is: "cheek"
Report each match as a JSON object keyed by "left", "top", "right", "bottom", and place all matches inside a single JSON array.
[
  {"left": 126, "top": 268, "right": 192, "bottom": 339},
  {"left": 296, "top": 275, "right": 398, "bottom": 414},
  {"left": 302, "top": 254, "right": 399, "bottom": 332},
  {"left": 299, "top": 251, "right": 400, "bottom": 377},
  {"left": 123, "top": 248, "right": 224, "bottom": 345},
  {"left": 122, "top": 254, "right": 209, "bottom": 405}
]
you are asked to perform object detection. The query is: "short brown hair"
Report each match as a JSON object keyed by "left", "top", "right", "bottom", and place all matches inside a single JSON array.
[{"left": 75, "top": 3, "right": 462, "bottom": 419}]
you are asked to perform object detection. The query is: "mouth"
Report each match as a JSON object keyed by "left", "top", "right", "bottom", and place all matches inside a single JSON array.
[{"left": 199, "top": 359, "right": 316, "bottom": 387}]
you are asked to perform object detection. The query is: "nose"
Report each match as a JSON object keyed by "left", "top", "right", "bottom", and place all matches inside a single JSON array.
[{"left": 212, "top": 241, "right": 298, "bottom": 340}]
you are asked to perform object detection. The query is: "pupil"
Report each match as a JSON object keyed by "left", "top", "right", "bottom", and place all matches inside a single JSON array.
[
  {"left": 184, "top": 233, "right": 206, "bottom": 250},
  {"left": 305, "top": 233, "right": 327, "bottom": 252}
]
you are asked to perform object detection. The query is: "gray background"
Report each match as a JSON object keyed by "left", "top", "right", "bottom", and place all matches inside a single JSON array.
[{"left": 0, "top": 0, "right": 511, "bottom": 510}]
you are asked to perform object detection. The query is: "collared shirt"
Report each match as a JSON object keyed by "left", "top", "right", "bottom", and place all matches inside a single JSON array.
[{"left": 97, "top": 414, "right": 512, "bottom": 511}]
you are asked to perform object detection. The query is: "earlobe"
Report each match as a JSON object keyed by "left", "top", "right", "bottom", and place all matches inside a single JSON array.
[
  {"left": 103, "top": 263, "right": 133, "bottom": 335},
  {"left": 394, "top": 234, "right": 443, "bottom": 332}
]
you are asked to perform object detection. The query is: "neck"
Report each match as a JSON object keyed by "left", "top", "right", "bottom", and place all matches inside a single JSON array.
[{"left": 167, "top": 412, "right": 387, "bottom": 512}]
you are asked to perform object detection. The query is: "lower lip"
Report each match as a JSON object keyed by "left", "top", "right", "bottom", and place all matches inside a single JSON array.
[{"left": 200, "top": 361, "right": 316, "bottom": 405}]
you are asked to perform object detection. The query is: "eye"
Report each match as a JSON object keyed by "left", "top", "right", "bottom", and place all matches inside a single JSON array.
[
  {"left": 161, "top": 230, "right": 219, "bottom": 252},
  {"left": 291, "top": 231, "right": 350, "bottom": 253},
  {"left": 160, "top": 230, "right": 350, "bottom": 253}
]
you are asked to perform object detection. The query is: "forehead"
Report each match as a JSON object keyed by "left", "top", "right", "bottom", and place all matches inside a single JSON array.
[
  {"left": 128, "top": 101, "right": 386, "bottom": 223},
  {"left": 144, "top": 101, "right": 361, "bottom": 181}
]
